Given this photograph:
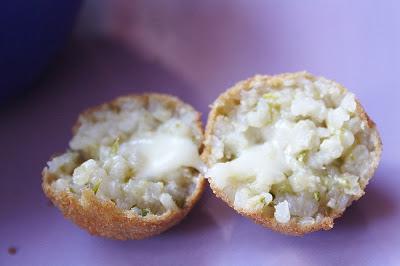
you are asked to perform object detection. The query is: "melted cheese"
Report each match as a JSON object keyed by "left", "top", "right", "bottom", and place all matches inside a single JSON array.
[
  {"left": 207, "top": 143, "right": 288, "bottom": 191},
  {"left": 121, "top": 133, "right": 202, "bottom": 178}
]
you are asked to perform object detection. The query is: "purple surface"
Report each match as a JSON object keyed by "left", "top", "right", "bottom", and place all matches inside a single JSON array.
[{"left": 1, "top": 1, "right": 400, "bottom": 265}]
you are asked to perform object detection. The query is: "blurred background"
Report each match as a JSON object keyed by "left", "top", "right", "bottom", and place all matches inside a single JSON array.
[{"left": 1, "top": 1, "right": 400, "bottom": 266}]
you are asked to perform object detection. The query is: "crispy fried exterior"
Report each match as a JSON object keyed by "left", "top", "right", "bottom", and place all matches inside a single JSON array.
[
  {"left": 42, "top": 93, "right": 206, "bottom": 240},
  {"left": 202, "top": 72, "right": 382, "bottom": 236}
]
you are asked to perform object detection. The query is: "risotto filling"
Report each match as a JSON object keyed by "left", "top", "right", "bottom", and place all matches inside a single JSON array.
[
  {"left": 206, "top": 74, "right": 379, "bottom": 225},
  {"left": 46, "top": 97, "right": 203, "bottom": 216}
]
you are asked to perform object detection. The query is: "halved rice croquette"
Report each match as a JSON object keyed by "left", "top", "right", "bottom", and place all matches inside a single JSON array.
[
  {"left": 203, "top": 72, "right": 382, "bottom": 235},
  {"left": 42, "top": 94, "right": 205, "bottom": 239}
]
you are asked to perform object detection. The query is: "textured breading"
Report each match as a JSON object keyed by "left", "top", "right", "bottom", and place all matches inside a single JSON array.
[
  {"left": 203, "top": 72, "right": 382, "bottom": 235},
  {"left": 42, "top": 93, "right": 205, "bottom": 240}
]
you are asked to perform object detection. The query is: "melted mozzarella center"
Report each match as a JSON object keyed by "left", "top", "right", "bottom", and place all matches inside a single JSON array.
[
  {"left": 121, "top": 133, "right": 203, "bottom": 178},
  {"left": 207, "top": 143, "right": 288, "bottom": 191}
]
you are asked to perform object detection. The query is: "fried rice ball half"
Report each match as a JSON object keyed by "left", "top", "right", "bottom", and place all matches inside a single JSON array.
[
  {"left": 203, "top": 72, "right": 382, "bottom": 235},
  {"left": 42, "top": 93, "right": 206, "bottom": 240}
]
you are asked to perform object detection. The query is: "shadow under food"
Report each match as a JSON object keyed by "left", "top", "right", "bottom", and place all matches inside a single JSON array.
[{"left": 335, "top": 182, "right": 397, "bottom": 229}]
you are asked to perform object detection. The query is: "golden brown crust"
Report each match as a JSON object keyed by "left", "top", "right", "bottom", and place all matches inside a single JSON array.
[
  {"left": 42, "top": 93, "right": 206, "bottom": 240},
  {"left": 203, "top": 71, "right": 382, "bottom": 236}
]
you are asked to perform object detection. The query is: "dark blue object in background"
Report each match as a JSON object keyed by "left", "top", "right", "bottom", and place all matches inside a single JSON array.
[{"left": 0, "top": 0, "right": 82, "bottom": 101}]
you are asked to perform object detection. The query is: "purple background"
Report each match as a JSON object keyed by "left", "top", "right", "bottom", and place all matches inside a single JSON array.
[{"left": 1, "top": 1, "right": 400, "bottom": 265}]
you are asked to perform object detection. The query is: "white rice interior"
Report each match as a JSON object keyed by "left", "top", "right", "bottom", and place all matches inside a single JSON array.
[
  {"left": 206, "top": 73, "right": 380, "bottom": 225},
  {"left": 46, "top": 96, "right": 203, "bottom": 216}
]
